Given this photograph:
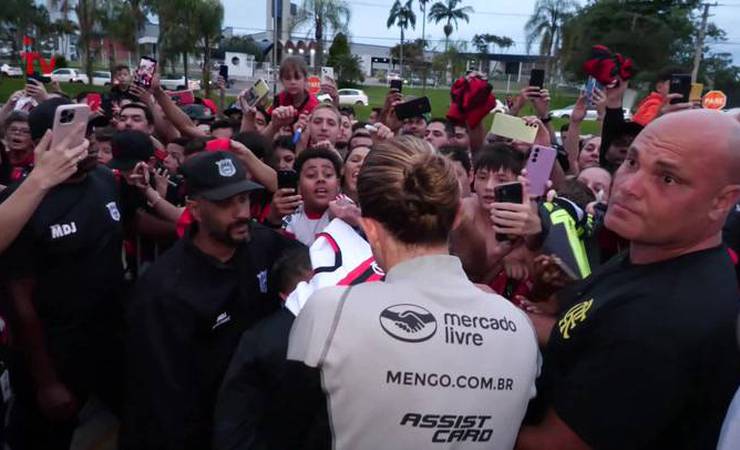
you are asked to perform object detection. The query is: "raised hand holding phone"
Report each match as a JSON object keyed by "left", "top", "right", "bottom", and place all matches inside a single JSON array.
[{"left": 490, "top": 176, "right": 542, "bottom": 241}]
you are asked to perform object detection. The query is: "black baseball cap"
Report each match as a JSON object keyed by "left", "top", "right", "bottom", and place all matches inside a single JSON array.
[
  {"left": 181, "top": 151, "right": 262, "bottom": 201},
  {"left": 109, "top": 130, "right": 155, "bottom": 171},
  {"left": 181, "top": 104, "right": 214, "bottom": 123},
  {"left": 28, "top": 97, "right": 72, "bottom": 141}
]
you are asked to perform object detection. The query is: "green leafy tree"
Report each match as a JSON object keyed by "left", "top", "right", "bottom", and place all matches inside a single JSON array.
[
  {"left": 524, "top": 0, "right": 577, "bottom": 57},
  {"left": 191, "top": 0, "right": 223, "bottom": 96},
  {"left": 75, "top": 0, "right": 104, "bottom": 81},
  {"left": 428, "top": 0, "right": 473, "bottom": 52},
  {"left": 386, "top": 0, "right": 416, "bottom": 78},
  {"left": 559, "top": 0, "right": 712, "bottom": 81},
  {"left": 326, "top": 32, "right": 364, "bottom": 85},
  {"left": 1, "top": 0, "right": 52, "bottom": 61},
  {"left": 291, "top": 0, "right": 351, "bottom": 70},
  {"left": 390, "top": 38, "right": 427, "bottom": 80}
]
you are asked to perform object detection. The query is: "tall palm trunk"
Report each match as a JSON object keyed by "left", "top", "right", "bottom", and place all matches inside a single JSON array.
[
  {"left": 315, "top": 16, "right": 323, "bottom": 72},
  {"left": 202, "top": 35, "right": 210, "bottom": 97},
  {"left": 183, "top": 52, "right": 189, "bottom": 84},
  {"left": 400, "top": 28, "right": 405, "bottom": 78},
  {"left": 421, "top": 3, "right": 427, "bottom": 92}
]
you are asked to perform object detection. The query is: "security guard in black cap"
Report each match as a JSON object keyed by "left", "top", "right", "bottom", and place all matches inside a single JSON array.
[{"left": 122, "top": 151, "right": 303, "bottom": 450}]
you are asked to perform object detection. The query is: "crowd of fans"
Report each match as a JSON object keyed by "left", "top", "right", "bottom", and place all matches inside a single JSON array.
[{"left": 0, "top": 53, "right": 738, "bottom": 450}]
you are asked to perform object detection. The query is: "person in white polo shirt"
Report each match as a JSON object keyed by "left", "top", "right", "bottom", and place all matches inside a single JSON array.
[{"left": 275, "top": 136, "right": 540, "bottom": 450}]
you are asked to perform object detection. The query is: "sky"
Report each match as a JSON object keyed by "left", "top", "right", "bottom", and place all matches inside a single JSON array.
[{"left": 229, "top": 0, "right": 740, "bottom": 64}]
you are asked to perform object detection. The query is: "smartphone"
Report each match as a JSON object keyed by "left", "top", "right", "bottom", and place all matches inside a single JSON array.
[
  {"left": 525, "top": 145, "right": 557, "bottom": 197},
  {"left": 390, "top": 79, "right": 403, "bottom": 92},
  {"left": 394, "top": 96, "right": 431, "bottom": 120},
  {"left": 490, "top": 114, "right": 538, "bottom": 144},
  {"left": 689, "top": 83, "right": 704, "bottom": 103},
  {"left": 51, "top": 104, "right": 91, "bottom": 150},
  {"left": 669, "top": 74, "right": 691, "bottom": 104},
  {"left": 14, "top": 96, "right": 37, "bottom": 112},
  {"left": 529, "top": 69, "right": 545, "bottom": 89},
  {"left": 85, "top": 92, "right": 102, "bottom": 113},
  {"left": 244, "top": 79, "right": 270, "bottom": 108},
  {"left": 584, "top": 76, "right": 604, "bottom": 107},
  {"left": 27, "top": 74, "right": 50, "bottom": 84},
  {"left": 493, "top": 182, "right": 524, "bottom": 241},
  {"left": 277, "top": 170, "right": 298, "bottom": 190},
  {"left": 321, "top": 66, "right": 335, "bottom": 81},
  {"left": 133, "top": 56, "right": 157, "bottom": 88}
]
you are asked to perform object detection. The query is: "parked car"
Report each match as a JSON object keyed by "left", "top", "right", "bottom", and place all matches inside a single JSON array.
[
  {"left": 317, "top": 89, "right": 370, "bottom": 106},
  {"left": 551, "top": 104, "right": 632, "bottom": 121},
  {"left": 47, "top": 68, "right": 89, "bottom": 84},
  {"left": 337, "top": 89, "right": 368, "bottom": 106},
  {"left": 92, "top": 70, "right": 111, "bottom": 86},
  {"left": 160, "top": 74, "right": 201, "bottom": 91},
  {"left": 0, "top": 64, "right": 22, "bottom": 78}
]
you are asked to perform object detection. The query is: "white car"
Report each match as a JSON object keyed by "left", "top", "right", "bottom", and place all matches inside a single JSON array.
[
  {"left": 317, "top": 89, "right": 370, "bottom": 106},
  {"left": 47, "top": 68, "right": 89, "bottom": 84},
  {"left": 551, "top": 104, "right": 632, "bottom": 121},
  {"left": 0, "top": 64, "right": 23, "bottom": 77},
  {"left": 160, "top": 75, "right": 201, "bottom": 91},
  {"left": 337, "top": 89, "right": 368, "bottom": 106},
  {"left": 92, "top": 70, "right": 111, "bottom": 86}
]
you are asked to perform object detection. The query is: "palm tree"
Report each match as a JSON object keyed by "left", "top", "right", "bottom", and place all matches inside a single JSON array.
[
  {"left": 428, "top": 0, "right": 473, "bottom": 52},
  {"left": 524, "top": 0, "right": 577, "bottom": 57},
  {"left": 75, "top": 0, "right": 103, "bottom": 81},
  {"left": 291, "top": 0, "right": 351, "bottom": 70},
  {"left": 386, "top": 0, "right": 416, "bottom": 79},
  {"left": 192, "top": 0, "right": 223, "bottom": 96},
  {"left": 418, "top": 0, "right": 431, "bottom": 91}
]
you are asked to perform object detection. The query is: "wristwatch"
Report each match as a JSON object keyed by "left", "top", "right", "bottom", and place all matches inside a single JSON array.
[{"left": 540, "top": 113, "right": 553, "bottom": 124}]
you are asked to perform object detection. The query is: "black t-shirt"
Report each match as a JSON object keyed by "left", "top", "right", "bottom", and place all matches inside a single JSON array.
[
  {"left": 535, "top": 246, "right": 740, "bottom": 450},
  {"left": 0, "top": 166, "right": 124, "bottom": 366},
  {"left": 123, "top": 223, "right": 304, "bottom": 450}
]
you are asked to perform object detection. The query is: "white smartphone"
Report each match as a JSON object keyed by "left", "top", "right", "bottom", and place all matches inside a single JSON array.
[
  {"left": 244, "top": 79, "right": 270, "bottom": 108},
  {"left": 51, "top": 104, "right": 90, "bottom": 149}
]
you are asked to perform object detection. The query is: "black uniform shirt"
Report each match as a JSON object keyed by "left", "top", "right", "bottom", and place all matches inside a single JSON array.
[
  {"left": 537, "top": 246, "right": 740, "bottom": 450},
  {"left": 0, "top": 166, "right": 124, "bottom": 363},
  {"left": 123, "top": 222, "right": 303, "bottom": 450}
]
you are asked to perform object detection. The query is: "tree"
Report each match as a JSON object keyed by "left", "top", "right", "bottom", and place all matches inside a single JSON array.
[
  {"left": 390, "top": 39, "right": 427, "bottom": 80},
  {"left": 222, "top": 36, "right": 264, "bottom": 62},
  {"left": 327, "top": 34, "right": 364, "bottom": 85},
  {"left": 100, "top": 0, "right": 139, "bottom": 70},
  {"left": 192, "top": 0, "right": 223, "bottom": 97},
  {"left": 1, "top": 0, "right": 53, "bottom": 61},
  {"left": 472, "top": 34, "right": 513, "bottom": 74},
  {"left": 386, "top": 0, "right": 416, "bottom": 79},
  {"left": 291, "top": 0, "right": 351, "bottom": 70},
  {"left": 75, "top": 0, "right": 103, "bottom": 81},
  {"left": 418, "top": 0, "right": 431, "bottom": 89},
  {"left": 559, "top": 0, "right": 708, "bottom": 80},
  {"left": 524, "top": 0, "right": 576, "bottom": 57},
  {"left": 428, "top": 0, "right": 473, "bottom": 52}
]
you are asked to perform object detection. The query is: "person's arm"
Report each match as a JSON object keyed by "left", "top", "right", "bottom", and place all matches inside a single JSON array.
[
  {"left": 598, "top": 80, "right": 628, "bottom": 166},
  {"left": 0, "top": 129, "right": 87, "bottom": 252},
  {"left": 143, "top": 187, "right": 184, "bottom": 224},
  {"left": 8, "top": 278, "right": 79, "bottom": 421},
  {"left": 469, "top": 121, "right": 486, "bottom": 155},
  {"left": 516, "top": 408, "right": 592, "bottom": 450},
  {"left": 129, "top": 84, "right": 181, "bottom": 143},
  {"left": 151, "top": 74, "right": 207, "bottom": 139},
  {"left": 230, "top": 139, "right": 278, "bottom": 193},
  {"left": 259, "top": 106, "right": 296, "bottom": 142}
]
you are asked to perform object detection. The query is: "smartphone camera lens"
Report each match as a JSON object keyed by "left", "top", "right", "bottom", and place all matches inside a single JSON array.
[{"left": 60, "top": 110, "right": 75, "bottom": 124}]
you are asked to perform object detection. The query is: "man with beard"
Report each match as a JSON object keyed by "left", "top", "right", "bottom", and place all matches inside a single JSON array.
[
  {"left": 0, "top": 98, "right": 125, "bottom": 450},
  {"left": 123, "top": 151, "right": 303, "bottom": 450}
]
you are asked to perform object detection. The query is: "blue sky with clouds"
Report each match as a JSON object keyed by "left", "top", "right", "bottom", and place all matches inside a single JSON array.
[{"left": 230, "top": 0, "right": 740, "bottom": 64}]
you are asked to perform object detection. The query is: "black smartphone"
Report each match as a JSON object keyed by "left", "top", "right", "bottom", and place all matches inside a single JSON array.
[
  {"left": 669, "top": 74, "right": 692, "bottom": 104},
  {"left": 394, "top": 96, "right": 431, "bottom": 120},
  {"left": 493, "top": 182, "right": 524, "bottom": 241},
  {"left": 390, "top": 79, "right": 403, "bottom": 92},
  {"left": 134, "top": 56, "right": 157, "bottom": 88},
  {"left": 219, "top": 64, "right": 229, "bottom": 83},
  {"left": 529, "top": 69, "right": 545, "bottom": 89},
  {"left": 277, "top": 170, "right": 298, "bottom": 190},
  {"left": 27, "top": 74, "right": 50, "bottom": 84}
]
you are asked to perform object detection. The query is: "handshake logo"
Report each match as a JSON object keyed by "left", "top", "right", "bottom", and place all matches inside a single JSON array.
[{"left": 379, "top": 304, "right": 437, "bottom": 343}]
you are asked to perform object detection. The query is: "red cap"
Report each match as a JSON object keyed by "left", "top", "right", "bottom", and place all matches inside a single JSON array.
[{"left": 201, "top": 98, "right": 218, "bottom": 115}]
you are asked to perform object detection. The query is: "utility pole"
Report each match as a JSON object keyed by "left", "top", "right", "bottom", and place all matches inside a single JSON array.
[
  {"left": 272, "top": 0, "right": 280, "bottom": 95},
  {"left": 691, "top": 3, "right": 715, "bottom": 83}
]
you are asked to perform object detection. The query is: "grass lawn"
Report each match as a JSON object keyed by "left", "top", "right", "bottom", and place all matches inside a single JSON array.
[{"left": 0, "top": 78, "right": 601, "bottom": 135}]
